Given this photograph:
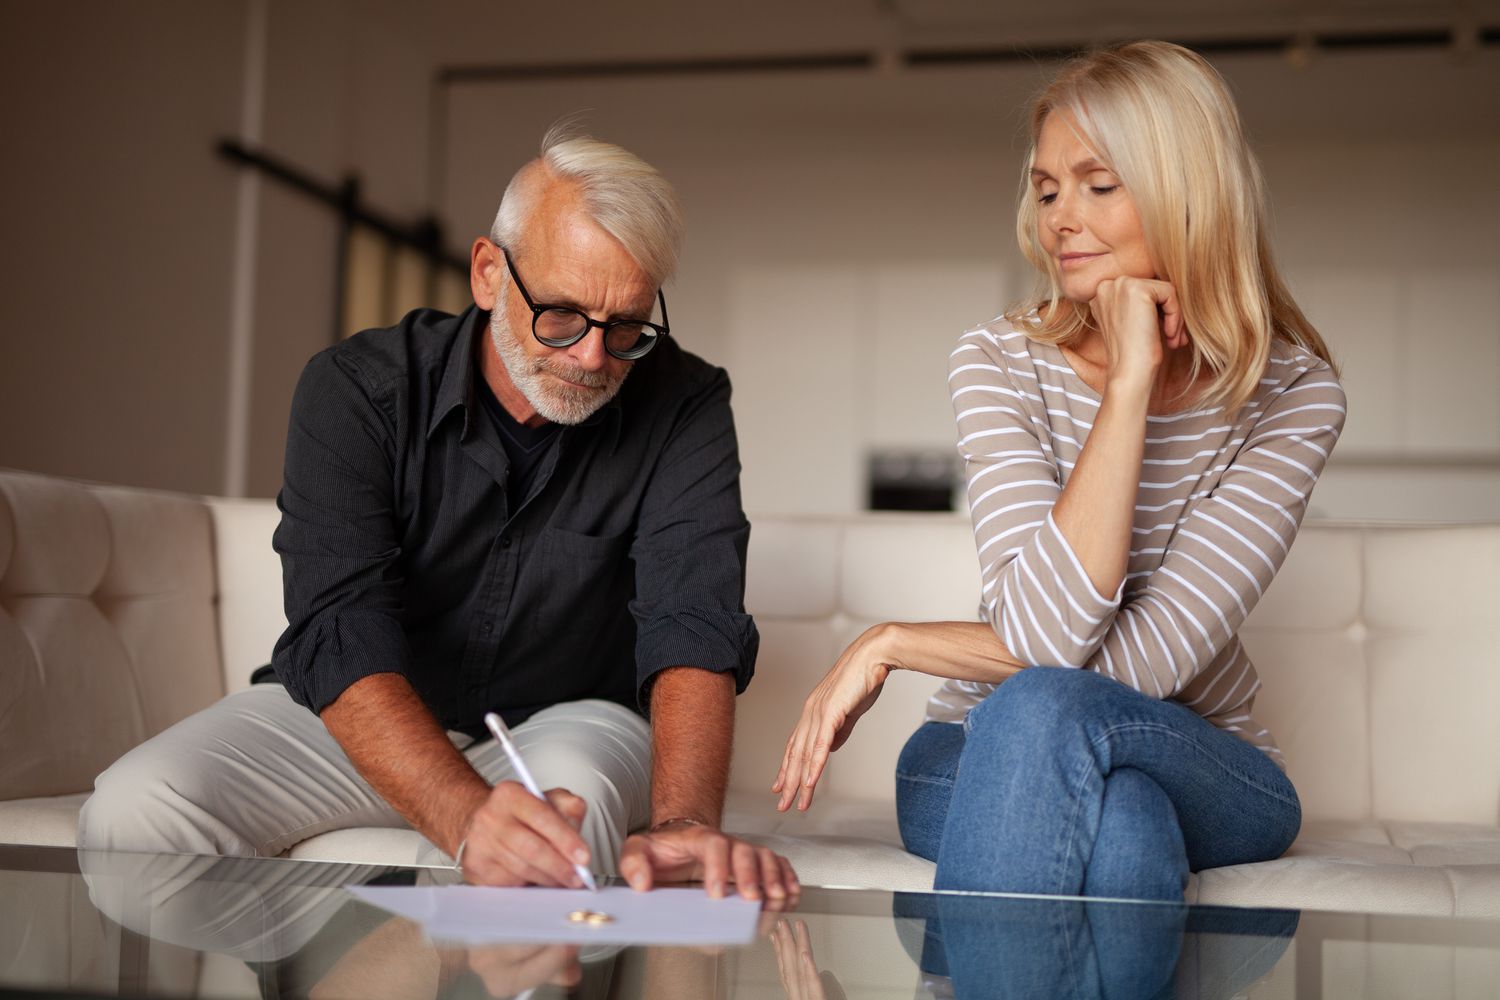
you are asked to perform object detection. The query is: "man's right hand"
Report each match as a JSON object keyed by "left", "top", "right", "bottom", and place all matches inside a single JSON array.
[
  {"left": 318, "top": 675, "right": 596, "bottom": 889},
  {"left": 458, "top": 781, "right": 593, "bottom": 888}
]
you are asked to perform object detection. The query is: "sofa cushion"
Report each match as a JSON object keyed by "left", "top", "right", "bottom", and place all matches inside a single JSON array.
[
  {"left": 0, "top": 471, "right": 221, "bottom": 800},
  {"left": 744, "top": 520, "right": 841, "bottom": 620},
  {"left": 286, "top": 827, "right": 434, "bottom": 868},
  {"left": 1186, "top": 818, "right": 1500, "bottom": 918},
  {"left": 0, "top": 793, "right": 91, "bottom": 848},
  {"left": 739, "top": 832, "right": 936, "bottom": 893},
  {"left": 1365, "top": 527, "right": 1500, "bottom": 829},
  {"left": 840, "top": 516, "right": 977, "bottom": 622}
]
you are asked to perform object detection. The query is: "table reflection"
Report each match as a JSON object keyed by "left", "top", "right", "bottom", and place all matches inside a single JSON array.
[
  {"left": 765, "top": 893, "right": 1295, "bottom": 1000},
  {"left": 74, "top": 849, "right": 755, "bottom": 998},
  {"left": 72, "top": 848, "right": 1295, "bottom": 999},
  {"left": 897, "top": 893, "right": 1295, "bottom": 999}
]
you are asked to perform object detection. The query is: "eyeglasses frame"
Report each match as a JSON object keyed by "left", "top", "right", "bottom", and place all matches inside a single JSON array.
[{"left": 498, "top": 243, "right": 669, "bottom": 361}]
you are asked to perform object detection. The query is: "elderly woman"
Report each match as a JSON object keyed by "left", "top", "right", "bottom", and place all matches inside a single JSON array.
[{"left": 775, "top": 41, "right": 1345, "bottom": 900}]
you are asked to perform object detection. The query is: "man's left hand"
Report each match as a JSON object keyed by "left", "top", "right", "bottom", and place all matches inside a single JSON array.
[{"left": 618, "top": 821, "right": 799, "bottom": 901}]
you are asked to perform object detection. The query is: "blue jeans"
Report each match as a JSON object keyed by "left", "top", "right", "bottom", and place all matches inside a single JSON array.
[{"left": 896, "top": 667, "right": 1301, "bottom": 900}]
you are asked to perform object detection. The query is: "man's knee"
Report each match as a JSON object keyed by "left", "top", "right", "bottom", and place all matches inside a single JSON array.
[
  {"left": 79, "top": 739, "right": 244, "bottom": 856},
  {"left": 524, "top": 743, "right": 632, "bottom": 826},
  {"left": 508, "top": 703, "right": 651, "bottom": 831}
]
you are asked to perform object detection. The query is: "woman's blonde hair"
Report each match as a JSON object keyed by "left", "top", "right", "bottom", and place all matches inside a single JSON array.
[{"left": 1013, "top": 41, "right": 1334, "bottom": 411}]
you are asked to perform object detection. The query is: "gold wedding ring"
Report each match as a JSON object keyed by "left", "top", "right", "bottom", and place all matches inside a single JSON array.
[{"left": 566, "top": 909, "right": 615, "bottom": 925}]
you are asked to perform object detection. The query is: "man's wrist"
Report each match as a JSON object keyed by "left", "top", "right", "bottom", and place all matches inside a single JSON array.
[
  {"left": 443, "top": 782, "right": 492, "bottom": 859},
  {"left": 648, "top": 816, "right": 714, "bottom": 834}
]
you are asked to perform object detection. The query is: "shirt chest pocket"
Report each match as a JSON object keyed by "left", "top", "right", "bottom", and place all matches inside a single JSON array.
[{"left": 532, "top": 526, "right": 635, "bottom": 637}]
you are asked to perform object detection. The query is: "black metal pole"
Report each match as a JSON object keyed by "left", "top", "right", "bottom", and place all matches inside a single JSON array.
[{"left": 216, "top": 140, "right": 468, "bottom": 273}]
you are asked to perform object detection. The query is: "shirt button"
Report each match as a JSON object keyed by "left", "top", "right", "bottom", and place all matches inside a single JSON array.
[
  {"left": 481, "top": 620, "right": 494, "bottom": 634},
  {"left": 500, "top": 535, "right": 512, "bottom": 549}
]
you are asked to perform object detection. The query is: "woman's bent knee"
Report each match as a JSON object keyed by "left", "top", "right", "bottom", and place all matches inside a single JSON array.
[
  {"left": 1084, "top": 768, "right": 1188, "bottom": 901},
  {"left": 965, "top": 666, "right": 1108, "bottom": 747}
]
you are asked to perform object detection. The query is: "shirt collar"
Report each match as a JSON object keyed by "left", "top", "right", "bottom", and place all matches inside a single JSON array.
[
  {"left": 427, "top": 305, "right": 484, "bottom": 441},
  {"left": 428, "top": 305, "right": 625, "bottom": 450}
]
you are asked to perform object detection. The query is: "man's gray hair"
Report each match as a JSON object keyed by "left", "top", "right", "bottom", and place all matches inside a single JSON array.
[{"left": 490, "top": 122, "right": 683, "bottom": 287}]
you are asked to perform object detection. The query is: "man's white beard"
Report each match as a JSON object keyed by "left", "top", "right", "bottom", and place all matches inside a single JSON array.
[{"left": 489, "top": 308, "right": 630, "bottom": 425}]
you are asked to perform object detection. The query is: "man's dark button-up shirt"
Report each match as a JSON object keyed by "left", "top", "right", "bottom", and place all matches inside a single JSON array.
[{"left": 267, "top": 306, "right": 759, "bottom": 737}]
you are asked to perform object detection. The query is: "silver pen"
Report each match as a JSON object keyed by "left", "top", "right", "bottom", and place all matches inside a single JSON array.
[{"left": 483, "top": 711, "right": 599, "bottom": 892}]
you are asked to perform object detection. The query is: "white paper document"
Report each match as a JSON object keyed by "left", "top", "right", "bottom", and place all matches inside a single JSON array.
[{"left": 347, "top": 884, "right": 761, "bottom": 946}]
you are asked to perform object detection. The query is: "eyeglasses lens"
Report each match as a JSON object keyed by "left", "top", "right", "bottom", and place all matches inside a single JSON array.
[
  {"left": 535, "top": 308, "right": 587, "bottom": 346},
  {"left": 533, "top": 308, "right": 657, "bottom": 359},
  {"left": 605, "top": 323, "right": 651, "bottom": 358}
]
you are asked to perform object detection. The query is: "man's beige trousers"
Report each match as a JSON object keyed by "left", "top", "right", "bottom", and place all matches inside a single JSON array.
[{"left": 78, "top": 684, "right": 652, "bottom": 874}]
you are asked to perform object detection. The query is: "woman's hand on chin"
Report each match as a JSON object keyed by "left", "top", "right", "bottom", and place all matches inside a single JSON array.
[
  {"left": 773, "top": 623, "right": 897, "bottom": 812},
  {"left": 1091, "top": 275, "right": 1186, "bottom": 392}
]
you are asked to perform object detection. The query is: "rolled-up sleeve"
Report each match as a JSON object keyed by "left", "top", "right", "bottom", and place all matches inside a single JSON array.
[
  {"left": 270, "top": 349, "right": 412, "bottom": 714},
  {"left": 628, "top": 368, "right": 758, "bottom": 706}
]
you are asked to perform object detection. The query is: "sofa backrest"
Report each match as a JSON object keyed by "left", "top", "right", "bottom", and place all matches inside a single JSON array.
[
  {"left": 1238, "top": 524, "right": 1500, "bottom": 825},
  {"left": 0, "top": 470, "right": 224, "bottom": 800},
  {"left": 736, "top": 515, "right": 1500, "bottom": 828}
]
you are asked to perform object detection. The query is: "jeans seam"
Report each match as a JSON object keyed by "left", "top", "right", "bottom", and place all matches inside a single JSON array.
[
  {"left": 895, "top": 773, "right": 956, "bottom": 787},
  {"left": 1087, "top": 720, "right": 1301, "bottom": 809},
  {"left": 1051, "top": 748, "right": 1099, "bottom": 896}
]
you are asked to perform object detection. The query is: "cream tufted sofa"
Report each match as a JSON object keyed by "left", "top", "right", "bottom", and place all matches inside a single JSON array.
[{"left": 2, "top": 466, "right": 1498, "bottom": 918}]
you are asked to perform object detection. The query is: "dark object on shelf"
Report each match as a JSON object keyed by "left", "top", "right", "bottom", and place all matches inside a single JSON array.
[{"left": 868, "top": 449, "right": 957, "bottom": 512}]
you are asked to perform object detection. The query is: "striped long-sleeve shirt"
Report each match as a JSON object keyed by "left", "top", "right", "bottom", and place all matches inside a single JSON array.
[{"left": 926, "top": 319, "right": 1347, "bottom": 764}]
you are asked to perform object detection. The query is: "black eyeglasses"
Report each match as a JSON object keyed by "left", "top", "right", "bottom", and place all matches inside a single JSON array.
[{"left": 500, "top": 244, "right": 669, "bottom": 361}]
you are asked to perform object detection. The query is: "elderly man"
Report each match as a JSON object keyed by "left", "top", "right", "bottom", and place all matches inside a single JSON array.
[{"left": 79, "top": 126, "right": 794, "bottom": 901}]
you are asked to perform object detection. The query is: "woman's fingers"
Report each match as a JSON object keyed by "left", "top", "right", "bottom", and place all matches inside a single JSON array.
[
  {"left": 778, "top": 637, "right": 891, "bottom": 813},
  {"left": 777, "top": 724, "right": 809, "bottom": 811},
  {"left": 799, "top": 731, "right": 838, "bottom": 811},
  {"left": 778, "top": 695, "right": 831, "bottom": 811},
  {"left": 776, "top": 698, "right": 820, "bottom": 796},
  {"left": 1093, "top": 276, "right": 1187, "bottom": 378},
  {"left": 788, "top": 726, "right": 825, "bottom": 811},
  {"left": 775, "top": 712, "right": 808, "bottom": 803},
  {"left": 1157, "top": 280, "right": 1185, "bottom": 347}
]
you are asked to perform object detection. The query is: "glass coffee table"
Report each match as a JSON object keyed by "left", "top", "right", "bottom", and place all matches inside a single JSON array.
[{"left": 2, "top": 843, "right": 1497, "bottom": 998}]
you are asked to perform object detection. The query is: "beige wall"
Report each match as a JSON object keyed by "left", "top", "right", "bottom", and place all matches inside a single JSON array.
[
  {"left": 236, "top": 1, "right": 436, "bottom": 498},
  {"left": 0, "top": 0, "right": 435, "bottom": 498},
  {"left": 0, "top": 1, "right": 244, "bottom": 494},
  {"left": 3, "top": 1, "right": 1497, "bottom": 521}
]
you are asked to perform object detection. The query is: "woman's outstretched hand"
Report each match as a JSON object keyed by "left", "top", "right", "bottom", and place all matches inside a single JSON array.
[{"left": 774, "top": 624, "right": 895, "bottom": 812}]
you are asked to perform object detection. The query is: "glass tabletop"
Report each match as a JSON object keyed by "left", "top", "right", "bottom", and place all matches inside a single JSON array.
[{"left": 1, "top": 843, "right": 1497, "bottom": 999}]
